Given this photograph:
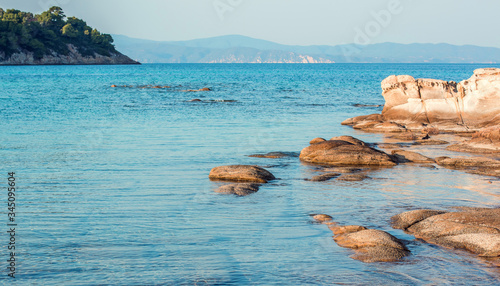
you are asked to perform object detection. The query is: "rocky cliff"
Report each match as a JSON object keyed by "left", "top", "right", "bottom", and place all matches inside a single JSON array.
[
  {"left": 343, "top": 68, "right": 500, "bottom": 133},
  {"left": 0, "top": 44, "right": 139, "bottom": 65},
  {"left": 381, "top": 68, "right": 500, "bottom": 128}
]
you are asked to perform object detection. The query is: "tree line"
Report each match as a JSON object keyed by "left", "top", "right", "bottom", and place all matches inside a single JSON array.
[{"left": 0, "top": 6, "right": 116, "bottom": 59}]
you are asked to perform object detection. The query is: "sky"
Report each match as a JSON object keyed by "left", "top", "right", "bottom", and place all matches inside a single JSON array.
[{"left": 1, "top": 0, "right": 500, "bottom": 48}]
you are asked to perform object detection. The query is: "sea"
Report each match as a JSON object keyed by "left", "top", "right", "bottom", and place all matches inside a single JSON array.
[{"left": 1, "top": 63, "right": 500, "bottom": 285}]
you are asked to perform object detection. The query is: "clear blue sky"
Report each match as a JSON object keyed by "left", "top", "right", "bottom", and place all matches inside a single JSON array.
[{"left": 2, "top": 0, "right": 500, "bottom": 47}]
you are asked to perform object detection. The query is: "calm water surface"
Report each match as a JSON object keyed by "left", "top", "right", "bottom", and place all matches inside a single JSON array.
[{"left": 1, "top": 64, "right": 500, "bottom": 285}]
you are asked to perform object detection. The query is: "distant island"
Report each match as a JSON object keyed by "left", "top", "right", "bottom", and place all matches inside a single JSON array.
[
  {"left": 0, "top": 6, "right": 138, "bottom": 65},
  {"left": 113, "top": 34, "right": 500, "bottom": 64}
]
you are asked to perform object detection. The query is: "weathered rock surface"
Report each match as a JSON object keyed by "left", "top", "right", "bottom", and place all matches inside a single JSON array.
[
  {"left": 0, "top": 44, "right": 139, "bottom": 65},
  {"left": 300, "top": 139, "right": 396, "bottom": 166},
  {"left": 391, "top": 150, "right": 435, "bottom": 164},
  {"left": 343, "top": 68, "right": 500, "bottom": 133},
  {"left": 447, "top": 126, "right": 500, "bottom": 154},
  {"left": 215, "top": 183, "right": 260, "bottom": 196},
  {"left": 392, "top": 208, "right": 500, "bottom": 263},
  {"left": 209, "top": 165, "right": 276, "bottom": 183}
]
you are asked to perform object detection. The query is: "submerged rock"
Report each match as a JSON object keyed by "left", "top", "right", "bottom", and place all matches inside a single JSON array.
[
  {"left": 300, "top": 140, "right": 396, "bottom": 166},
  {"left": 248, "top": 152, "right": 296, "bottom": 159},
  {"left": 313, "top": 214, "right": 334, "bottom": 223},
  {"left": 209, "top": 165, "right": 276, "bottom": 183},
  {"left": 215, "top": 183, "right": 260, "bottom": 196},
  {"left": 336, "top": 174, "right": 371, "bottom": 182},
  {"left": 307, "top": 173, "right": 341, "bottom": 182},
  {"left": 392, "top": 208, "right": 500, "bottom": 263}
]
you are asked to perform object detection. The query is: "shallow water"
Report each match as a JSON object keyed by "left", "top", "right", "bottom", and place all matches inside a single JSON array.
[{"left": 1, "top": 63, "right": 500, "bottom": 285}]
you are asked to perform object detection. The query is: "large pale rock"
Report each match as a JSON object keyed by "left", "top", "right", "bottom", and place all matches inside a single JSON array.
[
  {"left": 299, "top": 140, "right": 396, "bottom": 166},
  {"left": 209, "top": 165, "right": 275, "bottom": 183},
  {"left": 381, "top": 68, "right": 500, "bottom": 128}
]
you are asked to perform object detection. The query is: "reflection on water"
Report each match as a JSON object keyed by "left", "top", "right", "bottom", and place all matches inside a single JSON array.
[{"left": 1, "top": 64, "right": 500, "bottom": 285}]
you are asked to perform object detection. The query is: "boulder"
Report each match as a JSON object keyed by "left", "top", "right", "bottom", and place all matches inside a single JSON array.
[
  {"left": 209, "top": 165, "right": 276, "bottom": 183},
  {"left": 393, "top": 208, "right": 500, "bottom": 262},
  {"left": 435, "top": 156, "right": 500, "bottom": 177},
  {"left": 215, "top": 183, "right": 260, "bottom": 196},
  {"left": 299, "top": 140, "right": 396, "bottom": 166},
  {"left": 447, "top": 126, "right": 500, "bottom": 154},
  {"left": 329, "top": 225, "right": 367, "bottom": 235}
]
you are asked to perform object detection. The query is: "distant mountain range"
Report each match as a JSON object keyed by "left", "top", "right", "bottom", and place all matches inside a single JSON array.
[{"left": 112, "top": 34, "right": 500, "bottom": 64}]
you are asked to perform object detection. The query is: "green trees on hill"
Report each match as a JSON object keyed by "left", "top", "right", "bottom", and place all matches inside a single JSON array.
[{"left": 0, "top": 6, "right": 116, "bottom": 59}]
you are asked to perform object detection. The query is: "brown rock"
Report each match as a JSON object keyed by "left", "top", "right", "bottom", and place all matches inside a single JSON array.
[
  {"left": 391, "top": 209, "right": 448, "bottom": 230},
  {"left": 307, "top": 173, "right": 341, "bottom": 182},
  {"left": 329, "top": 225, "right": 367, "bottom": 235},
  {"left": 394, "top": 208, "right": 500, "bottom": 260},
  {"left": 248, "top": 152, "right": 293, "bottom": 159},
  {"left": 336, "top": 174, "right": 370, "bottom": 181},
  {"left": 334, "top": 229, "right": 410, "bottom": 262},
  {"left": 209, "top": 165, "right": 276, "bottom": 183},
  {"left": 300, "top": 140, "right": 396, "bottom": 166},
  {"left": 215, "top": 183, "right": 260, "bottom": 196},
  {"left": 330, "top": 136, "right": 367, "bottom": 146},
  {"left": 111, "top": 84, "right": 117, "bottom": 87},
  {"left": 391, "top": 150, "right": 435, "bottom": 163},
  {"left": 310, "top": 137, "right": 326, "bottom": 144},
  {"left": 413, "top": 139, "right": 449, "bottom": 146},
  {"left": 313, "top": 214, "right": 333, "bottom": 223},
  {"left": 321, "top": 167, "right": 363, "bottom": 173},
  {"left": 341, "top": 114, "right": 383, "bottom": 126}
]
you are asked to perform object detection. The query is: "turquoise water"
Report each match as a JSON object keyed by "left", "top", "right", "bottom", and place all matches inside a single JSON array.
[{"left": 1, "top": 64, "right": 500, "bottom": 285}]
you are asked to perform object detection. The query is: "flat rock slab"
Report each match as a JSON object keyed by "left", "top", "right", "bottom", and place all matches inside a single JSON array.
[
  {"left": 392, "top": 208, "right": 500, "bottom": 263},
  {"left": 435, "top": 156, "right": 500, "bottom": 178},
  {"left": 209, "top": 165, "right": 276, "bottom": 183},
  {"left": 391, "top": 150, "right": 435, "bottom": 163},
  {"left": 300, "top": 140, "right": 396, "bottom": 166},
  {"left": 215, "top": 183, "right": 260, "bottom": 196}
]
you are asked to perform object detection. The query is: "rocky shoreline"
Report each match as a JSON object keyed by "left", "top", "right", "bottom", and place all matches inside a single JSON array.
[
  {"left": 208, "top": 69, "right": 500, "bottom": 266},
  {"left": 0, "top": 44, "right": 139, "bottom": 65}
]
